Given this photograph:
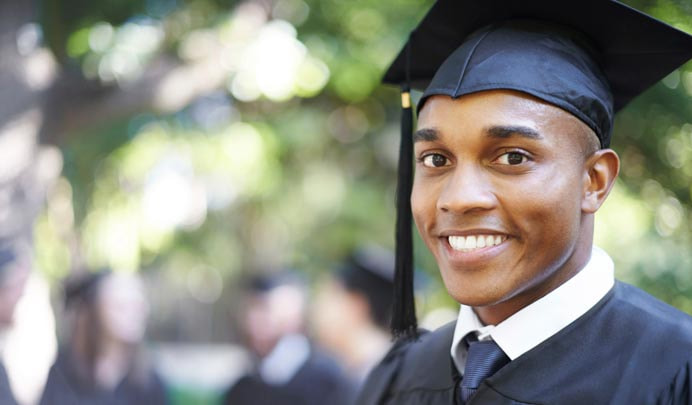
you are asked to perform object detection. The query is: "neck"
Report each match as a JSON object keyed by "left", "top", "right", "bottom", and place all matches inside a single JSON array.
[
  {"left": 94, "top": 337, "right": 133, "bottom": 390},
  {"left": 475, "top": 238, "right": 593, "bottom": 326}
]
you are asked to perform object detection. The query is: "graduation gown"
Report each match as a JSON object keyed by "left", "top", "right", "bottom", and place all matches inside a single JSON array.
[
  {"left": 39, "top": 350, "right": 168, "bottom": 405},
  {"left": 225, "top": 347, "right": 356, "bottom": 405},
  {"left": 358, "top": 282, "right": 692, "bottom": 404}
]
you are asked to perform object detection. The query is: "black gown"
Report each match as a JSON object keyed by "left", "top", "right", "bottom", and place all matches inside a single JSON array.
[
  {"left": 358, "top": 281, "right": 692, "bottom": 404},
  {"left": 225, "top": 346, "right": 356, "bottom": 405},
  {"left": 39, "top": 350, "right": 168, "bottom": 405}
]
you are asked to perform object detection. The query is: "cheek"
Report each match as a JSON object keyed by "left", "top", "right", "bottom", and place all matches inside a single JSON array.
[
  {"left": 510, "top": 168, "right": 584, "bottom": 249},
  {"left": 411, "top": 180, "right": 437, "bottom": 249}
]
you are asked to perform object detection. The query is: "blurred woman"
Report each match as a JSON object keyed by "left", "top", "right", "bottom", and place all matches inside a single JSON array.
[{"left": 39, "top": 270, "right": 168, "bottom": 405}]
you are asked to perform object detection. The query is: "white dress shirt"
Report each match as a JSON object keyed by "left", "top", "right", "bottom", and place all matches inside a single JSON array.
[{"left": 450, "top": 246, "right": 615, "bottom": 374}]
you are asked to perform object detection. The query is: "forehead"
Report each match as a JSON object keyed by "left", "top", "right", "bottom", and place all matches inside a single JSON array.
[{"left": 417, "top": 90, "right": 590, "bottom": 147}]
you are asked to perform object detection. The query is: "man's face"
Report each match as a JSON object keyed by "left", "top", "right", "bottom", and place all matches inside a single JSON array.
[{"left": 412, "top": 90, "right": 595, "bottom": 321}]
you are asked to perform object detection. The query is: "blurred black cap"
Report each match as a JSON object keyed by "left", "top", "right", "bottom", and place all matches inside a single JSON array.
[{"left": 64, "top": 270, "right": 109, "bottom": 307}]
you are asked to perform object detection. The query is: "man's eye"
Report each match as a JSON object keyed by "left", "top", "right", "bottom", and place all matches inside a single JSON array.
[
  {"left": 497, "top": 152, "right": 528, "bottom": 165},
  {"left": 422, "top": 154, "right": 449, "bottom": 168}
]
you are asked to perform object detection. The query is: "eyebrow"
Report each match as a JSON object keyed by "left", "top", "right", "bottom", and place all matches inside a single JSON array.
[
  {"left": 486, "top": 125, "right": 543, "bottom": 140},
  {"left": 413, "top": 128, "right": 439, "bottom": 142},
  {"left": 413, "top": 125, "right": 543, "bottom": 142}
]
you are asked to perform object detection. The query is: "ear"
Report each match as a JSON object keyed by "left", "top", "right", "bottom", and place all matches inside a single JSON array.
[{"left": 582, "top": 149, "right": 620, "bottom": 213}]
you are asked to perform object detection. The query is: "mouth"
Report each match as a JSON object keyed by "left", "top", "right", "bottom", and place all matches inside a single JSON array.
[{"left": 446, "top": 234, "right": 508, "bottom": 253}]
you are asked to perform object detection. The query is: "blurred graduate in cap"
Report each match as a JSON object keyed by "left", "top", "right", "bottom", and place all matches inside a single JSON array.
[
  {"left": 39, "top": 270, "right": 168, "bottom": 405},
  {"left": 313, "top": 246, "right": 394, "bottom": 389},
  {"left": 224, "top": 271, "right": 353, "bottom": 405},
  {"left": 358, "top": 0, "right": 692, "bottom": 404}
]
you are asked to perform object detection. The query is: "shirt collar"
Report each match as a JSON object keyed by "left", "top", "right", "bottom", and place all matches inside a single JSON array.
[
  {"left": 260, "top": 334, "right": 311, "bottom": 385},
  {"left": 451, "top": 246, "right": 614, "bottom": 371}
]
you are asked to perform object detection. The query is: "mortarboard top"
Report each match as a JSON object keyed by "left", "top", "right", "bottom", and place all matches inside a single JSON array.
[{"left": 385, "top": 0, "right": 692, "bottom": 340}]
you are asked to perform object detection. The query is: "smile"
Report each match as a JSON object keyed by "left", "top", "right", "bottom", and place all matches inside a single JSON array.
[{"left": 448, "top": 235, "right": 508, "bottom": 252}]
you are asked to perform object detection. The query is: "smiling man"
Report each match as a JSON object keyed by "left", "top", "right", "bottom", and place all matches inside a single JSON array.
[
  {"left": 413, "top": 90, "right": 613, "bottom": 327},
  {"left": 357, "top": 1, "right": 692, "bottom": 404}
]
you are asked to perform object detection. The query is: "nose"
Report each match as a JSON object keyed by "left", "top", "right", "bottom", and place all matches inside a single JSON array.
[{"left": 437, "top": 164, "right": 497, "bottom": 213}]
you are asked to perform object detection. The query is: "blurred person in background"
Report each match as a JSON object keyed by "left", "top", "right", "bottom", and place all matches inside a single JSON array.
[
  {"left": 313, "top": 246, "right": 393, "bottom": 388},
  {"left": 39, "top": 270, "right": 168, "bottom": 405},
  {"left": 224, "top": 272, "right": 353, "bottom": 405},
  {"left": 0, "top": 242, "right": 31, "bottom": 405}
]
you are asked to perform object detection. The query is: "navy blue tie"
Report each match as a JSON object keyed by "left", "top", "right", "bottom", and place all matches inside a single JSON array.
[{"left": 459, "top": 338, "right": 510, "bottom": 404}]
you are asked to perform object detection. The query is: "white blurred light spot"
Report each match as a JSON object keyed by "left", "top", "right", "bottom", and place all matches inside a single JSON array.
[
  {"left": 665, "top": 137, "right": 686, "bottom": 168},
  {"left": 22, "top": 48, "right": 57, "bottom": 91},
  {"left": 141, "top": 159, "right": 208, "bottom": 232},
  {"left": 99, "top": 50, "right": 142, "bottom": 82},
  {"left": 179, "top": 29, "right": 219, "bottom": 61},
  {"left": 655, "top": 197, "right": 683, "bottom": 236},
  {"left": 89, "top": 22, "right": 115, "bottom": 52},
  {"left": 0, "top": 109, "right": 40, "bottom": 182},
  {"left": 116, "top": 21, "right": 164, "bottom": 54},
  {"left": 254, "top": 20, "right": 306, "bottom": 101},
  {"left": 3, "top": 274, "right": 57, "bottom": 405},
  {"left": 230, "top": 71, "right": 261, "bottom": 102},
  {"left": 294, "top": 56, "right": 329, "bottom": 97},
  {"left": 16, "top": 23, "right": 42, "bottom": 56},
  {"left": 662, "top": 70, "right": 680, "bottom": 90},
  {"left": 34, "top": 146, "right": 64, "bottom": 191}
]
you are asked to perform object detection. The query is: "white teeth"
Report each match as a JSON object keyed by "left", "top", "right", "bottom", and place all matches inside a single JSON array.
[
  {"left": 449, "top": 236, "right": 465, "bottom": 250},
  {"left": 448, "top": 234, "right": 506, "bottom": 251},
  {"left": 465, "top": 236, "right": 476, "bottom": 249}
]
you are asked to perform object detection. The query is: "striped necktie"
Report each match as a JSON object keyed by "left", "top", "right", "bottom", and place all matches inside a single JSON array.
[{"left": 459, "top": 337, "right": 510, "bottom": 404}]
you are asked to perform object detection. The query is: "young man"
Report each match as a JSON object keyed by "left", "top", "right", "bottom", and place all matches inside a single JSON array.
[{"left": 358, "top": 0, "right": 692, "bottom": 404}]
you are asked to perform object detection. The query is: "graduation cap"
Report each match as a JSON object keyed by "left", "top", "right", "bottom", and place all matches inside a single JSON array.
[
  {"left": 64, "top": 270, "right": 110, "bottom": 307},
  {"left": 385, "top": 0, "right": 692, "bottom": 339}
]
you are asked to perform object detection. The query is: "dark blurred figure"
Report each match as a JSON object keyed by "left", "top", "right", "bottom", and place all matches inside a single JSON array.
[
  {"left": 0, "top": 242, "right": 31, "bottom": 405},
  {"left": 224, "top": 272, "right": 354, "bottom": 405},
  {"left": 39, "top": 270, "right": 168, "bottom": 405},
  {"left": 313, "top": 246, "right": 393, "bottom": 387}
]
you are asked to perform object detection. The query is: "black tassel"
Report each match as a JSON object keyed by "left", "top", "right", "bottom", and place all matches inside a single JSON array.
[{"left": 391, "top": 84, "right": 418, "bottom": 340}]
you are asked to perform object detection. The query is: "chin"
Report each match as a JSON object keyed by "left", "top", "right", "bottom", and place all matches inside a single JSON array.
[{"left": 448, "top": 286, "right": 508, "bottom": 308}]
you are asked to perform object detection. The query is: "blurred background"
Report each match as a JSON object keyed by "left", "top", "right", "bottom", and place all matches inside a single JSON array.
[{"left": 0, "top": 0, "right": 690, "bottom": 403}]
